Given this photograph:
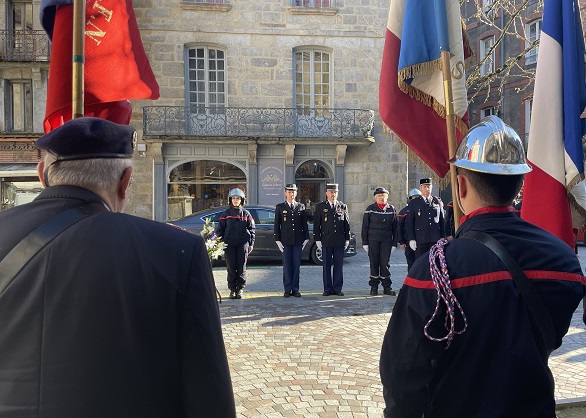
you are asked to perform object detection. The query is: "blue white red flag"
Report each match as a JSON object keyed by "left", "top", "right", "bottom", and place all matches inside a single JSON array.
[
  {"left": 379, "top": 0, "right": 471, "bottom": 180},
  {"left": 521, "top": 0, "right": 586, "bottom": 249},
  {"left": 40, "top": 0, "right": 159, "bottom": 132}
]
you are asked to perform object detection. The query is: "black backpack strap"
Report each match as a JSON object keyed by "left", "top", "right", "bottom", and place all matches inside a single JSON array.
[
  {"left": 0, "top": 203, "right": 105, "bottom": 296},
  {"left": 462, "top": 230, "right": 556, "bottom": 355}
]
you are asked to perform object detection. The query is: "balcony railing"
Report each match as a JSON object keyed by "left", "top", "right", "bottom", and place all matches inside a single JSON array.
[
  {"left": 143, "top": 106, "right": 374, "bottom": 139},
  {"left": 0, "top": 30, "right": 50, "bottom": 62}
]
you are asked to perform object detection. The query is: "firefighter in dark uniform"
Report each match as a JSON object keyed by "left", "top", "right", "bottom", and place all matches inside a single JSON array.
[
  {"left": 313, "top": 183, "right": 350, "bottom": 296},
  {"left": 361, "top": 187, "right": 398, "bottom": 296},
  {"left": 0, "top": 118, "right": 236, "bottom": 417},
  {"left": 380, "top": 116, "right": 586, "bottom": 417},
  {"left": 397, "top": 188, "right": 421, "bottom": 271},
  {"left": 215, "top": 188, "right": 255, "bottom": 299},
  {"left": 406, "top": 178, "right": 445, "bottom": 260},
  {"left": 274, "top": 184, "right": 309, "bottom": 298}
]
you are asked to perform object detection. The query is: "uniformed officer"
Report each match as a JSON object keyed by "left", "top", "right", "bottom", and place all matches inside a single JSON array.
[
  {"left": 313, "top": 183, "right": 350, "bottom": 296},
  {"left": 274, "top": 184, "right": 309, "bottom": 298},
  {"left": 406, "top": 178, "right": 445, "bottom": 259},
  {"left": 397, "top": 188, "right": 421, "bottom": 271},
  {"left": 361, "top": 187, "right": 398, "bottom": 296}
]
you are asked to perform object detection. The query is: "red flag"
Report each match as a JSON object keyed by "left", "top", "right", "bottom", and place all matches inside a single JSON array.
[
  {"left": 43, "top": 0, "right": 160, "bottom": 132},
  {"left": 379, "top": 0, "right": 470, "bottom": 180}
]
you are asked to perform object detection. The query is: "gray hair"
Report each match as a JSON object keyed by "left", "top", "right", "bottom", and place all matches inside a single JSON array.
[{"left": 44, "top": 153, "right": 133, "bottom": 190}]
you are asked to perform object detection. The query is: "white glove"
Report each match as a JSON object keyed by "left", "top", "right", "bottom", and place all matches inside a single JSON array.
[
  {"left": 409, "top": 240, "right": 417, "bottom": 251},
  {"left": 391, "top": 246, "right": 396, "bottom": 254},
  {"left": 302, "top": 239, "right": 309, "bottom": 250},
  {"left": 344, "top": 240, "right": 350, "bottom": 250},
  {"left": 316, "top": 241, "right": 322, "bottom": 250},
  {"left": 363, "top": 245, "right": 369, "bottom": 253},
  {"left": 276, "top": 241, "right": 284, "bottom": 252}
]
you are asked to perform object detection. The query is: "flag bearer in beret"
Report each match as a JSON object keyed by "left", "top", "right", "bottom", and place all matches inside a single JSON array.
[
  {"left": 406, "top": 177, "right": 445, "bottom": 260},
  {"left": 361, "top": 187, "right": 398, "bottom": 296},
  {"left": 380, "top": 116, "right": 586, "bottom": 417},
  {"left": 313, "top": 183, "right": 350, "bottom": 296},
  {"left": 274, "top": 184, "right": 309, "bottom": 298},
  {"left": 0, "top": 118, "right": 235, "bottom": 417},
  {"left": 397, "top": 188, "right": 422, "bottom": 271}
]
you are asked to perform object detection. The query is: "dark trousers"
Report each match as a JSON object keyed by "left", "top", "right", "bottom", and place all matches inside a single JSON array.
[
  {"left": 368, "top": 240, "right": 392, "bottom": 287},
  {"left": 224, "top": 243, "right": 249, "bottom": 290},
  {"left": 405, "top": 246, "right": 416, "bottom": 272},
  {"left": 283, "top": 244, "right": 302, "bottom": 293},
  {"left": 322, "top": 245, "right": 344, "bottom": 293},
  {"left": 415, "top": 242, "right": 434, "bottom": 261}
]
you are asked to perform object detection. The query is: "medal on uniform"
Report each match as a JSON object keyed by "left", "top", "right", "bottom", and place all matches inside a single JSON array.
[
  {"left": 284, "top": 217, "right": 287, "bottom": 222},
  {"left": 418, "top": 209, "right": 421, "bottom": 216},
  {"left": 325, "top": 216, "right": 328, "bottom": 222}
]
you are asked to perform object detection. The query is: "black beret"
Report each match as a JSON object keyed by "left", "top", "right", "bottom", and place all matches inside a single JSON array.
[
  {"left": 373, "top": 187, "right": 389, "bottom": 196},
  {"left": 419, "top": 178, "right": 432, "bottom": 185},
  {"left": 285, "top": 183, "right": 298, "bottom": 191},
  {"left": 36, "top": 117, "right": 137, "bottom": 161},
  {"left": 326, "top": 183, "right": 339, "bottom": 191}
]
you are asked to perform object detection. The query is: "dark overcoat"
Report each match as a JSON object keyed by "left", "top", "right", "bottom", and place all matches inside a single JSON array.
[
  {"left": 0, "top": 185, "right": 235, "bottom": 417},
  {"left": 313, "top": 200, "right": 350, "bottom": 247},
  {"left": 274, "top": 201, "right": 309, "bottom": 245}
]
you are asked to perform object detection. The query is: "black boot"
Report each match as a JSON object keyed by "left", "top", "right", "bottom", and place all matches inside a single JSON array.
[
  {"left": 383, "top": 287, "right": 396, "bottom": 296},
  {"left": 235, "top": 287, "right": 243, "bottom": 299},
  {"left": 229, "top": 290, "right": 237, "bottom": 299},
  {"left": 370, "top": 285, "right": 378, "bottom": 296}
]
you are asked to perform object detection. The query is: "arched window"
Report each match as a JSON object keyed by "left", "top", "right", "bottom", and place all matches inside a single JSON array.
[{"left": 167, "top": 160, "right": 246, "bottom": 220}]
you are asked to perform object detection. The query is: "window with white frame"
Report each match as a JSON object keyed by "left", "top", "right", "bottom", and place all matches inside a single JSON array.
[
  {"left": 480, "top": 107, "right": 496, "bottom": 119},
  {"left": 5, "top": 80, "right": 32, "bottom": 132},
  {"left": 524, "top": 98, "right": 533, "bottom": 148},
  {"left": 480, "top": 36, "right": 495, "bottom": 76},
  {"left": 291, "top": 0, "right": 331, "bottom": 7},
  {"left": 294, "top": 48, "right": 331, "bottom": 116},
  {"left": 482, "top": 0, "right": 495, "bottom": 19},
  {"left": 525, "top": 19, "right": 541, "bottom": 65},
  {"left": 186, "top": 46, "right": 226, "bottom": 111}
]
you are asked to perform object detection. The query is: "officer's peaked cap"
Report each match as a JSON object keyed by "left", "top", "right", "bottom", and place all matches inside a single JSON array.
[
  {"left": 326, "top": 183, "right": 339, "bottom": 191},
  {"left": 285, "top": 183, "right": 298, "bottom": 191},
  {"left": 419, "top": 178, "right": 432, "bottom": 185},
  {"left": 36, "top": 117, "right": 136, "bottom": 161},
  {"left": 373, "top": 187, "right": 389, "bottom": 196}
]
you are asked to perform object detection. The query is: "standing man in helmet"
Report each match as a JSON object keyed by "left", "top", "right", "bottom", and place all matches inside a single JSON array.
[
  {"left": 314, "top": 183, "right": 350, "bottom": 296},
  {"left": 361, "top": 187, "right": 398, "bottom": 296},
  {"left": 406, "top": 177, "right": 445, "bottom": 260},
  {"left": 215, "top": 188, "right": 255, "bottom": 299},
  {"left": 274, "top": 184, "right": 309, "bottom": 298},
  {"left": 397, "top": 188, "right": 421, "bottom": 271},
  {"left": 380, "top": 116, "right": 586, "bottom": 417}
]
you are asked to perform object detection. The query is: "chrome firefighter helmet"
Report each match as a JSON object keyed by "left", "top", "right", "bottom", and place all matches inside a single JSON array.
[
  {"left": 228, "top": 188, "right": 246, "bottom": 205},
  {"left": 408, "top": 188, "right": 422, "bottom": 197},
  {"left": 449, "top": 116, "right": 531, "bottom": 175}
]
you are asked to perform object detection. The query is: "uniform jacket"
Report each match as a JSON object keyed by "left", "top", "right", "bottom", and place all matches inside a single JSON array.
[
  {"left": 274, "top": 201, "right": 309, "bottom": 245},
  {"left": 397, "top": 205, "right": 409, "bottom": 245},
  {"left": 445, "top": 201, "right": 455, "bottom": 237},
  {"left": 361, "top": 203, "right": 398, "bottom": 246},
  {"left": 380, "top": 209, "right": 586, "bottom": 418},
  {"left": 0, "top": 185, "right": 236, "bottom": 417},
  {"left": 406, "top": 195, "right": 445, "bottom": 244},
  {"left": 313, "top": 200, "right": 350, "bottom": 247},
  {"left": 216, "top": 206, "right": 255, "bottom": 247}
]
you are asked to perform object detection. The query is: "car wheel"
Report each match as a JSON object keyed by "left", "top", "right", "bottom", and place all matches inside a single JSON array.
[{"left": 310, "top": 244, "right": 323, "bottom": 265}]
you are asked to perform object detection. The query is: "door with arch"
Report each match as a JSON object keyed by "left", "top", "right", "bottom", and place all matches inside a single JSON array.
[{"left": 295, "top": 160, "right": 332, "bottom": 221}]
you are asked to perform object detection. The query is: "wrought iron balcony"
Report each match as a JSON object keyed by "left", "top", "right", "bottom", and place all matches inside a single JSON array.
[
  {"left": 143, "top": 106, "right": 374, "bottom": 139},
  {"left": 0, "top": 30, "right": 50, "bottom": 62}
]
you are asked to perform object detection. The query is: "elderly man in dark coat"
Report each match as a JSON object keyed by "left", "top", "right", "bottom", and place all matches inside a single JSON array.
[{"left": 0, "top": 118, "right": 235, "bottom": 417}]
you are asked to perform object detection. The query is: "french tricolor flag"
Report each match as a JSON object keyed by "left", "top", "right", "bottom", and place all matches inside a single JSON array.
[
  {"left": 521, "top": 0, "right": 586, "bottom": 249},
  {"left": 379, "top": 0, "right": 470, "bottom": 179}
]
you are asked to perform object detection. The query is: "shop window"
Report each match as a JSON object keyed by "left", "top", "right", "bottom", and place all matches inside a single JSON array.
[
  {"left": 167, "top": 160, "right": 246, "bottom": 220},
  {"left": 1, "top": 178, "right": 42, "bottom": 210},
  {"left": 5, "top": 80, "right": 33, "bottom": 132}
]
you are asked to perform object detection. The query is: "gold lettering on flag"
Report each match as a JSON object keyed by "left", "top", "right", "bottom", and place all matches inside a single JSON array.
[{"left": 85, "top": 0, "right": 113, "bottom": 46}]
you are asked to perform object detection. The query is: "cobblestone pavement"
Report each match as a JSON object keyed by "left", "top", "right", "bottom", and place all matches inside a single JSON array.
[{"left": 214, "top": 248, "right": 586, "bottom": 417}]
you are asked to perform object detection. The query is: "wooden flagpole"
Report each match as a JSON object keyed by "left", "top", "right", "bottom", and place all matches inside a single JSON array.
[
  {"left": 72, "top": 0, "right": 85, "bottom": 119},
  {"left": 435, "top": 0, "right": 463, "bottom": 230}
]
